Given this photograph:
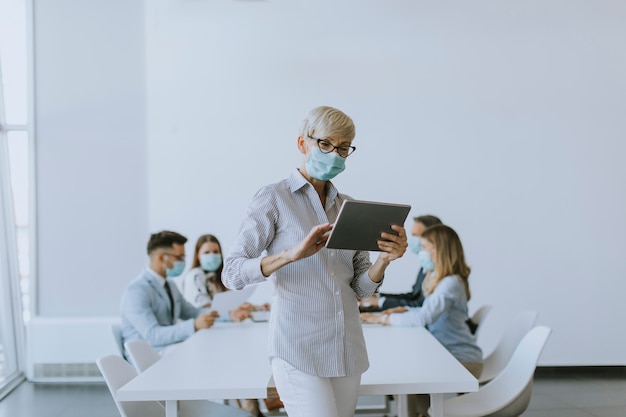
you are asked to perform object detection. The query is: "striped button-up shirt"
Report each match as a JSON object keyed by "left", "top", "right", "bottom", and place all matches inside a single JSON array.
[{"left": 223, "top": 169, "right": 381, "bottom": 377}]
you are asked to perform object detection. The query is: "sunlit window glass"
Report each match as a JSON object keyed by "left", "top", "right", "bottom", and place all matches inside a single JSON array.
[
  {"left": 7, "top": 132, "right": 30, "bottom": 321},
  {"left": 0, "top": 0, "right": 30, "bottom": 391},
  {"left": 0, "top": 0, "right": 28, "bottom": 125}
]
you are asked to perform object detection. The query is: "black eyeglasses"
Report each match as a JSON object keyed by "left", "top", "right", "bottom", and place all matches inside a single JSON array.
[
  {"left": 307, "top": 135, "right": 356, "bottom": 158},
  {"left": 164, "top": 252, "right": 185, "bottom": 261}
]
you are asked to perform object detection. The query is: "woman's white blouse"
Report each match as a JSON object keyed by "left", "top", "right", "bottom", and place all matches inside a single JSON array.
[
  {"left": 181, "top": 267, "right": 215, "bottom": 308},
  {"left": 223, "top": 169, "right": 381, "bottom": 377}
]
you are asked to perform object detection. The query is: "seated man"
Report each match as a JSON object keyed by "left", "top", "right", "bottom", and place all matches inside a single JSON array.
[
  {"left": 359, "top": 215, "right": 442, "bottom": 312},
  {"left": 120, "top": 230, "right": 268, "bottom": 417},
  {"left": 120, "top": 231, "right": 218, "bottom": 354}
]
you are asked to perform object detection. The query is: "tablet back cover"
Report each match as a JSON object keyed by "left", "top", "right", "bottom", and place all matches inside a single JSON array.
[{"left": 325, "top": 200, "right": 411, "bottom": 251}]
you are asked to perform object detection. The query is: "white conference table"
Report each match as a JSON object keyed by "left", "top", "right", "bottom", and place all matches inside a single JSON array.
[{"left": 117, "top": 321, "right": 477, "bottom": 417}]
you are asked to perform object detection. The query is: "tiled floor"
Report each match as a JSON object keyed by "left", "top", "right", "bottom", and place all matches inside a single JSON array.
[
  {"left": 0, "top": 368, "right": 624, "bottom": 417},
  {"left": 521, "top": 368, "right": 626, "bottom": 417}
]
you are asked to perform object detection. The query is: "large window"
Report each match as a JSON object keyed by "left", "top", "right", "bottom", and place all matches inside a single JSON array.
[{"left": 0, "top": 0, "right": 31, "bottom": 397}]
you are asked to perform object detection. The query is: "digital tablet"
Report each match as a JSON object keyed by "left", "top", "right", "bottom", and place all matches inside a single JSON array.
[{"left": 325, "top": 199, "right": 411, "bottom": 251}]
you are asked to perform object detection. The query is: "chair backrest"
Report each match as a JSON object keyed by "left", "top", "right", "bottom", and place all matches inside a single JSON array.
[
  {"left": 111, "top": 323, "right": 126, "bottom": 359},
  {"left": 124, "top": 339, "right": 162, "bottom": 372},
  {"left": 479, "top": 310, "right": 538, "bottom": 383},
  {"left": 443, "top": 326, "right": 551, "bottom": 417},
  {"left": 96, "top": 355, "right": 165, "bottom": 417},
  {"left": 470, "top": 304, "right": 492, "bottom": 338}
]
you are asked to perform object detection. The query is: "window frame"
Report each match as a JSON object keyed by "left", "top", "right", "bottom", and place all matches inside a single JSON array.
[{"left": 0, "top": 0, "right": 35, "bottom": 395}]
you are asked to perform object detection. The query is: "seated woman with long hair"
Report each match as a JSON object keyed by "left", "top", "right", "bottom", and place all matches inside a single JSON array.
[
  {"left": 180, "top": 234, "right": 229, "bottom": 308},
  {"left": 180, "top": 233, "right": 269, "bottom": 319},
  {"left": 361, "top": 224, "right": 482, "bottom": 416}
]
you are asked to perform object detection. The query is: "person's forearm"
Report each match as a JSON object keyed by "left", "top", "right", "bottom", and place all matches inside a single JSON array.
[
  {"left": 380, "top": 293, "right": 403, "bottom": 299},
  {"left": 260, "top": 249, "right": 294, "bottom": 277},
  {"left": 368, "top": 257, "right": 390, "bottom": 283}
]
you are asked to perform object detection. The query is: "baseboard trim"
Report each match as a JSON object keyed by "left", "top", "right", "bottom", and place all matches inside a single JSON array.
[{"left": 535, "top": 365, "right": 626, "bottom": 377}]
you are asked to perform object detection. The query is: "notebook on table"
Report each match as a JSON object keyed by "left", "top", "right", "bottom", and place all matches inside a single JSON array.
[
  {"left": 211, "top": 286, "right": 257, "bottom": 319},
  {"left": 250, "top": 310, "right": 271, "bottom": 322}
]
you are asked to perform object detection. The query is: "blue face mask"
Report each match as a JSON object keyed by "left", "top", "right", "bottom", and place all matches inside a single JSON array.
[
  {"left": 305, "top": 146, "right": 346, "bottom": 181},
  {"left": 408, "top": 235, "right": 422, "bottom": 255},
  {"left": 200, "top": 253, "right": 222, "bottom": 272},
  {"left": 418, "top": 250, "right": 434, "bottom": 271},
  {"left": 166, "top": 260, "right": 186, "bottom": 277}
]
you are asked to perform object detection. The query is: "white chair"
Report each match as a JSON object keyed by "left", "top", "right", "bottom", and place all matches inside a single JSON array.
[
  {"left": 469, "top": 304, "right": 493, "bottom": 338},
  {"left": 124, "top": 339, "right": 162, "bottom": 372},
  {"left": 479, "top": 310, "right": 538, "bottom": 384},
  {"left": 441, "top": 326, "right": 552, "bottom": 417},
  {"left": 111, "top": 323, "right": 126, "bottom": 359},
  {"left": 96, "top": 354, "right": 253, "bottom": 417}
]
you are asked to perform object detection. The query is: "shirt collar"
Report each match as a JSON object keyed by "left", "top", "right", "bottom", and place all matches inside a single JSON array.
[
  {"left": 288, "top": 169, "right": 309, "bottom": 193},
  {"left": 146, "top": 266, "right": 167, "bottom": 287},
  {"left": 289, "top": 169, "right": 339, "bottom": 202}
]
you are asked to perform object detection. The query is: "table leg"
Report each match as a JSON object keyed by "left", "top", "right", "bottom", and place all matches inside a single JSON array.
[
  {"left": 430, "top": 393, "right": 443, "bottom": 417},
  {"left": 165, "top": 399, "right": 179, "bottom": 417},
  {"left": 397, "top": 394, "right": 409, "bottom": 417}
]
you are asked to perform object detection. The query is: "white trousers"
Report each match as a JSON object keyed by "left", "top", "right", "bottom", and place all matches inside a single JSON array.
[{"left": 271, "top": 357, "right": 361, "bottom": 417}]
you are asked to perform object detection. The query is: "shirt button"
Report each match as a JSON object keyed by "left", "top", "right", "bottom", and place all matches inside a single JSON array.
[
  {"left": 335, "top": 291, "right": 340, "bottom": 295},
  {"left": 330, "top": 252, "right": 335, "bottom": 257},
  {"left": 338, "top": 311, "right": 342, "bottom": 315}
]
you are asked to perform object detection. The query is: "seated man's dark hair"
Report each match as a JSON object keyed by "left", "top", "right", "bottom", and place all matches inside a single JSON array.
[
  {"left": 413, "top": 214, "right": 442, "bottom": 229},
  {"left": 147, "top": 231, "right": 187, "bottom": 255}
]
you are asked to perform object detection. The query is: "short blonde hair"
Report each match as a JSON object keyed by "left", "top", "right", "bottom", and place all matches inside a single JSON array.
[{"left": 299, "top": 106, "right": 356, "bottom": 141}]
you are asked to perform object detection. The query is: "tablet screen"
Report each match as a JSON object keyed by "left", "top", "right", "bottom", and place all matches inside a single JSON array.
[{"left": 325, "top": 199, "right": 411, "bottom": 251}]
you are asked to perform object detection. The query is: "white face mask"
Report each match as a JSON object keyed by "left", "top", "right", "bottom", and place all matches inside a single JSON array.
[
  {"left": 200, "top": 253, "right": 222, "bottom": 272},
  {"left": 408, "top": 235, "right": 422, "bottom": 255},
  {"left": 305, "top": 147, "right": 346, "bottom": 181},
  {"left": 166, "top": 260, "right": 186, "bottom": 277},
  {"left": 418, "top": 250, "right": 434, "bottom": 271}
]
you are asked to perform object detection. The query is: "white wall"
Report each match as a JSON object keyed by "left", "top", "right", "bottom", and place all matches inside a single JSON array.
[
  {"left": 34, "top": 0, "right": 148, "bottom": 316},
  {"left": 33, "top": 0, "right": 626, "bottom": 365},
  {"left": 145, "top": 0, "right": 626, "bottom": 365}
]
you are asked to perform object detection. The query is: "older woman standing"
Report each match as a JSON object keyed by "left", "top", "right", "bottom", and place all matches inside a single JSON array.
[{"left": 223, "top": 106, "right": 407, "bottom": 417}]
